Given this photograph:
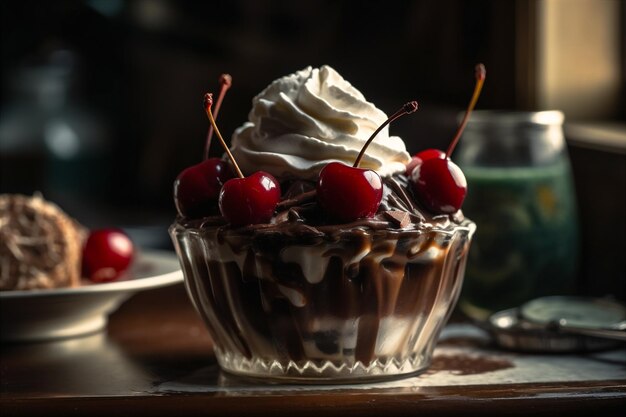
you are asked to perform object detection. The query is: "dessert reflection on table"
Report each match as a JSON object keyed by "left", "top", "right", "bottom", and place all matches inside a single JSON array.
[{"left": 1, "top": 332, "right": 151, "bottom": 397}]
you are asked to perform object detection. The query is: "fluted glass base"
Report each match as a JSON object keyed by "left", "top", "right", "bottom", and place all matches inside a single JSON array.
[{"left": 216, "top": 348, "right": 431, "bottom": 383}]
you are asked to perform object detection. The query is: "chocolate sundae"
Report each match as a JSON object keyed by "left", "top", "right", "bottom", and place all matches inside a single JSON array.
[{"left": 170, "top": 65, "right": 484, "bottom": 382}]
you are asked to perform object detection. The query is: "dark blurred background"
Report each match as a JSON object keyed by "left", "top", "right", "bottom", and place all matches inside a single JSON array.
[{"left": 1, "top": 0, "right": 625, "bottom": 299}]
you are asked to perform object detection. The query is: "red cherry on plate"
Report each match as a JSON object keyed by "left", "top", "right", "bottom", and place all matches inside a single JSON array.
[
  {"left": 405, "top": 148, "right": 446, "bottom": 176},
  {"left": 317, "top": 162, "right": 383, "bottom": 222},
  {"left": 82, "top": 229, "right": 134, "bottom": 283},
  {"left": 219, "top": 171, "right": 281, "bottom": 226},
  {"left": 174, "top": 158, "right": 233, "bottom": 218}
]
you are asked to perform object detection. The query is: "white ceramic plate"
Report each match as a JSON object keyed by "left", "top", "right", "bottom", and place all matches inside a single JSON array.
[{"left": 0, "top": 249, "right": 183, "bottom": 342}]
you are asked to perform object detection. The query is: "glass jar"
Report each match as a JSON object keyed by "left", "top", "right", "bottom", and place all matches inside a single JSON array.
[{"left": 455, "top": 110, "right": 580, "bottom": 321}]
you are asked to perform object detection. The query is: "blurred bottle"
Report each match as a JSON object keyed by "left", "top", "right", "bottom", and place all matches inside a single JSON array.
[
  {"left": 0, "top": 49, "right": 109, "bottom": 206},
  {"left": 456, "top": 111, "right": 580, "bottom": 321}
]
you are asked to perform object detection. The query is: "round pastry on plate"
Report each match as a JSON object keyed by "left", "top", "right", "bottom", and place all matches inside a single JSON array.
[{"left": 0, "top": 193, "right": 85, "bottom": 291}]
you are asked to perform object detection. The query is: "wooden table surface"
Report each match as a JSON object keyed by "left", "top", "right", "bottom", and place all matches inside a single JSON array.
[{"left": 2, "top": 281, "right": 625, "bottom": 417}]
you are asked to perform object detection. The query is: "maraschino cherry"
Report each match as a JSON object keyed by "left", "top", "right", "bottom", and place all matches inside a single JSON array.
[
  {"left": 405, "top": 149, "right": 445, "bottom": 176},
  {"left": 82, "top": 229, "right": 134, "bottom": 283},
  {"left": 203, "top": 93, "right": 281, "bottom": 227},
  {"left": 317, "top": 101, "right": 419, "bottom": 223},
  {"left": 410, "top": 64, "right": 486, "bottom": 214},
  {"left": 174, "top": 74, "right": 234, "bottom": 218}
]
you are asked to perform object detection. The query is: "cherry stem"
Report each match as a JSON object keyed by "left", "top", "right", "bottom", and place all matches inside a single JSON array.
[
  {"left": 203, "top": 93, "right": 244, "bottom": 179},
  {"left": 353, "top": 101, "right": 419, "bottom": 168},
  {"left": 446, "top": 63, "right": 486, "bottom": 158},
  {"left": 204, "top": 74, "right": 232, "bottom": 160}
]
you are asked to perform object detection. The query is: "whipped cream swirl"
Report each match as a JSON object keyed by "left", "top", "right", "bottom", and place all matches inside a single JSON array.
[{"left": 230, "top": 65, "right": 411, "bottom": 179}]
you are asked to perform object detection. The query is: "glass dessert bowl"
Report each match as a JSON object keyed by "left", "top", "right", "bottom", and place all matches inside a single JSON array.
[
  {"left": 171, "top": 215, "right": 474, "bottom": 382},
  {"left": 170, "top": 65, "right": 484, "bottom": 382}
]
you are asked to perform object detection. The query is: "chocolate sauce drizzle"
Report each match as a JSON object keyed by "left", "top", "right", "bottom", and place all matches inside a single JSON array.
[{"left": 179, "top": 174, "right": 464, "bottom": 237}]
